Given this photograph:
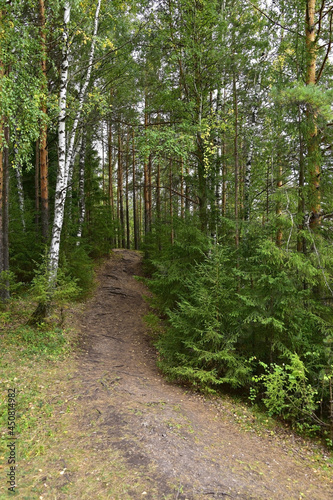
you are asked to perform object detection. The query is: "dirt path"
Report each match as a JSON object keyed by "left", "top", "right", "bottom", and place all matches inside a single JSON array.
[{"left": 68, "top": 250, "right": 333, "bottom": 499}]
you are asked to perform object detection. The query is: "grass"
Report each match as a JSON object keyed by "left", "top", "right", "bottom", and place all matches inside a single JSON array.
[
  {"left": 0, "top": 298, "right": 77, "bottom": 498},
  {"left": 0, "top": 297, "right": 177, "bottom": 500}
]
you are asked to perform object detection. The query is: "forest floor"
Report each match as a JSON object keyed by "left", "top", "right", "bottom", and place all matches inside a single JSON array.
[{"left": 2, "top": 249, "right": 333, "bottom": 499}]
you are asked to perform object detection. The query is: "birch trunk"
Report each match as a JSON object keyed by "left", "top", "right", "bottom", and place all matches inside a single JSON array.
[
  {"left": 48, "top": 0, "right": 101, "bottom": 288},
  {"left": 48, "top": 1, "right": 71, "bottom": 286},
  {"left": 14, "top": 163, "right": 26, "bottom": 231},
  {"left": 76, "top": 136, "right": 86, "bottom": 244}
]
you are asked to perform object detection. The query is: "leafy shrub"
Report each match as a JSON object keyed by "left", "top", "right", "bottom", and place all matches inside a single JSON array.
[{"left": 252, "top": 354, "right": 319, "bottom": 428}]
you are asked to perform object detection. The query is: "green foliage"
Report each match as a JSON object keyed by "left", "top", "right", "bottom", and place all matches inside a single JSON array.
[
  {"left": 0, "top": 296, "right": 74, "bottom": 360},
  {"left": 64, "top": 245, "right": 95, "bottom": 298},
  {"left": 0, "top": 1, "right": 47, "bottom": 168},
  {"left": 238, "top": 236, "right": 332, "bottom": 362},
  {"left": 86, "top": 205, "right": 115, "bottom": 258},
  {"left": 273, "top": 83, "right": 333, "bottom": 122},
  {"left": 144, "top": 218, "right": 209, "bottom": 312},
  {"left": 143, "top": 312, "right": 164, "bottom": 339},
  {"left": 4, "top": 0, "right": 333, "bottom": 448},
  {"left": 156, "top": 243, "right": 251, "bottom": 390},
  {"left": 30, "top": 258, "right": 81, "bottom": 307},
  {"left": 0, "top": 270, "right": 21, "bottom": 298},
  {"left": 138, "top": 125, "right": 194, "bottom": 164},
  {"left": 148, "top": 220, "right": 333, "bottom": 434},
  {"left": 252, "top": 355, "right": 318, "bottom": 424},
  {"left": 9, "top": 186, "right": 44, "bottom": 283}
]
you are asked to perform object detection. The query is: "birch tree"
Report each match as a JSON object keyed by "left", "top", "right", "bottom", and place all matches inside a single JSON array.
[
  {"left": 47, "top": 0, "right": 102, "bottom": 289},
  {"left": 76, "top": 135, "right": 86, "bottom": 244}
]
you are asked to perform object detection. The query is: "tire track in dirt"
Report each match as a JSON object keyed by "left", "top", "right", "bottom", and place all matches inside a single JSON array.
[{"left": 71, "top": 249, "right": 333, "bottom": 499}]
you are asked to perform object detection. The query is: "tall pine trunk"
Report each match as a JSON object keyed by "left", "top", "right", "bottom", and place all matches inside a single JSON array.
[
  {"left": 306, "top": 0, "right": 320, "bottom": 229},
  {"left": 132, "top": 130, "right": 138, "bottom": 250},
  {"left": 35, "top": 140, "right": 40, "bottom": 229},
  {"left": 117, "top": 128, "right": 125, "bottom": 248},
  {"left": 125, "top": 133, "right": 130, "bottom": 249},
  {"left": 108, "top": 121, "right": 114, "bottom": 217},
  {"left": 144, "top": 99, "right": 150, "bottom": 234}
]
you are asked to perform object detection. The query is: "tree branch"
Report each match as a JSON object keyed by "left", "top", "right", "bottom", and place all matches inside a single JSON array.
[
  {"left": 245, "top": 0, "right": 303, "bottom": 37},
  {"left": 316, "top": 11, "right": 333, "bottom": 83},
  {"left": 315, "top": 0, "right": 326, "bottom": 39}
]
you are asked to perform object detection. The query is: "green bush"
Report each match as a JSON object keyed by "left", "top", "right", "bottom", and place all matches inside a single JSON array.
[
  {"left": 145, "top": 217, "right": 209, "bottom": 312},
  {"left": 30, "top": 257, "right": 81, "bottom": 307},
  {"left": 147, "top": 220, "right": 333, "bottom": 433},
  {"left": 156, "top": 243, "right": 251, "bottom": 389},
  {"left": 252, "top": 354, "right": 319, "bottom": 428}
]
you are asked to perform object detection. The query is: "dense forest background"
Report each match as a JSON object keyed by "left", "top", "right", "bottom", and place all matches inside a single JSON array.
[{"left": 1, "top": 0, "right": 333, "bottom": 441}]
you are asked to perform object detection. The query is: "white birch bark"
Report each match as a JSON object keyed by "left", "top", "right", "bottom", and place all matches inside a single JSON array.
[
  {"left": 244, "top": 114, "right": 254, "bottom": 221},
  {"left": 244, "top": 73, "right": 261, "bottom": 221},
  {"left": 76, "top": 136, "right": 86, "bottom": 245},
  {"left": 48, "top": 0, "right": 102, "bottom": 286},
  {"left": 14, "top": 164, "right": 26, "bottom": 231},
  {"left": 66, "top": 139, "right": 80, "bottom": 223},
  {"left": 48, "top": 1, "right": 71, "bottom": 285},
  {"left": 65, "top": 0, "right": 101, "bottom": 181}
]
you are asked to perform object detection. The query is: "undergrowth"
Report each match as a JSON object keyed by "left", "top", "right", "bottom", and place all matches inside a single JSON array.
[
  {"left": 144, "top": 217, "right": 333, "bottom": 446},
  {"left": 0, "top": 297, "right": 76, "bottom": 482}
]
